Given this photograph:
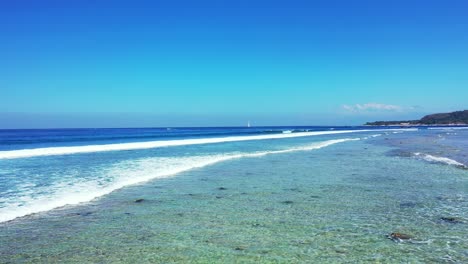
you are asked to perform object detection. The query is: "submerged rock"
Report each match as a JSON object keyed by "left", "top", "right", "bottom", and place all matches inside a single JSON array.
[
  {"left": 134, "top": 198, "right": 145, "bottom": 203},
  {"left": 399, "top": 202, "right": 417, "bottom": 208},
  {"left": 440, "top": 217, "right": 463, "bottom": 223},
  {"left": 76, "top": 212, "right": 93, "bottom": 216},
  {"left": 388, "top": 232, "right": 412, "bottom": 241}
]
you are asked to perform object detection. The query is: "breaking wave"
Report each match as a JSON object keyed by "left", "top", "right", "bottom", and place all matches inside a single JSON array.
[
  {"left": 0, "top": 129, "right": 416, "bottom": 160},
  {"left": 413, "top": 153, "right": 467, "bottom": 169},
  {"left": 0, "top": 138, "right": 359, "bottom": 223}
]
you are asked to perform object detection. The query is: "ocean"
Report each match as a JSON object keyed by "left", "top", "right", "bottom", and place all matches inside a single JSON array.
[{"left": 0, "top": 126, "right": 467, "bottom": 262}]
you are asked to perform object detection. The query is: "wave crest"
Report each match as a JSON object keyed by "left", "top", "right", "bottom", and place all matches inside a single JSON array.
[
  {"left": 0, "top": 138, "right": 359, "bottom": 223},
  {"left": 0, "top": 129, "right": 416, "bottom": 160},
  {"left": 414, "top": 153, "right": 467, "bottom": 168}
]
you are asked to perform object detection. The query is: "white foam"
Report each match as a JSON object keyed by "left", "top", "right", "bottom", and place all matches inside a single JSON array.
[
  {"left": 0, "top": 128, "right": 416, "bottom": 160},
  {"left": 428, "top": 127, "right": 468, "bottom": 130},
  {"left": 361, "top": 134, "right": 382, "bottom": 140},
  {"left": 0, "top": 138, "right": 358, "bottom": 223},
  {"left": 414, "top": 153, "right": 466, "bottom": 168}
]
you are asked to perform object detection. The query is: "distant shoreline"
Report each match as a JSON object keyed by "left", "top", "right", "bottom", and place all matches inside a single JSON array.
[
  {"left": 365, "top": 110, "right": 468, "bottom": 126},
  {"left": 365, "top": 123, "right": 467, "bottom": 127}
]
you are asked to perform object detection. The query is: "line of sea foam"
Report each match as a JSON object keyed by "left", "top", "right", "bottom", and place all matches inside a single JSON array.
[
  {"left": 413, "top": 153, "right": 467, "bottom": 168},
  {"left": 0, "top": 137, "right": 359, "bottom": 223},
  {"left": 427, "top": 127, "right": 468, "bottom": 130},
  {"left": 0, "top": 128, "right": 416, "bottom": 159}
]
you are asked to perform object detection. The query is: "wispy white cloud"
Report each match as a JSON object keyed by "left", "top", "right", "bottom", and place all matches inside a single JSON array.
[{"left": 342, "top": 103, "right": 406, "bottom": 112}]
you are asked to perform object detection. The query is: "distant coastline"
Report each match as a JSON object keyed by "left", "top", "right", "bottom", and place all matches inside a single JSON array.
[{"left": 365, "top": 110, "right": 468, "bottom": 126}]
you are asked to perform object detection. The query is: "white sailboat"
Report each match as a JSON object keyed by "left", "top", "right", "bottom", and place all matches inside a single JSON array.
[{"left": 247, "top": 121, "right": 251, "bottom": 128}]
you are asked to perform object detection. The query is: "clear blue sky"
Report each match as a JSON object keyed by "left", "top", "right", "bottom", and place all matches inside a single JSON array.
[{"left": 1, "top": 0, "right": 467, "bottom": 128}]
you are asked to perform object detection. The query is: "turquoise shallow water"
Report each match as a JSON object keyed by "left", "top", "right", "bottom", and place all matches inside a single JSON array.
[{"left": 0, "top": 129, "right": 467, "bottom": 263}]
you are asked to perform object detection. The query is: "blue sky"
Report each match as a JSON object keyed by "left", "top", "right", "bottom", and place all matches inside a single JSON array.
[{"left": 1, "top": 0, "right": 467, "bottom": 128}]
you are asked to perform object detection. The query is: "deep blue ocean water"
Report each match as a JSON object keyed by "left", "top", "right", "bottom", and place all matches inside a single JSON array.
[{"left": 0, "top": 126, "right": 467, "bottom": 262}]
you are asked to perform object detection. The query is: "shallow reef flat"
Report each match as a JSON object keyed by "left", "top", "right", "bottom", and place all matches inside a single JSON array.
[{"left": 1, "top": 137, "right": 467, "bottom": 263}]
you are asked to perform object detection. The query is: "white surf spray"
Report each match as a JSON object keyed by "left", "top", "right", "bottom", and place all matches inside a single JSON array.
[
  {"left": 414, "top": 153, "right": 467, "bottom": 168},
  {"left": 428, "top": 127, "right": 468, "bottom": 130},
  {"left": 0, "top": 128, "right": 416, "bottom": 160},
  {"left": 0, "top": 138, "right": 359, "bottom": 223}
]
